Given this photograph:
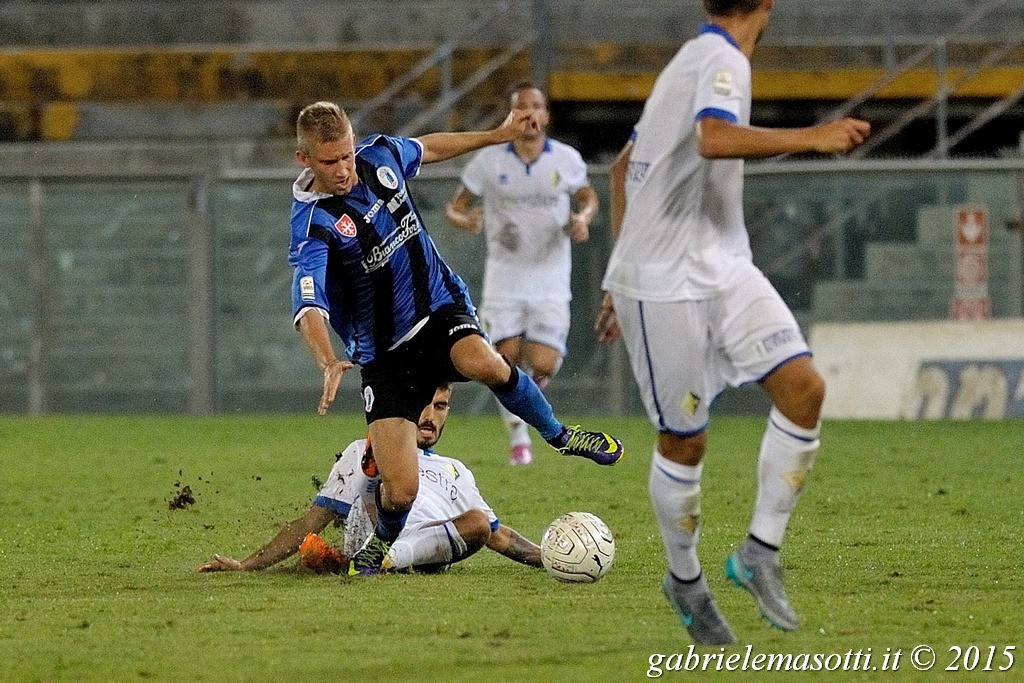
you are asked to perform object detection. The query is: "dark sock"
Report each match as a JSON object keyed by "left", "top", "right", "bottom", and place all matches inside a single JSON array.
[{"left": 491, "top": 366, "right": 564, "bottom": 441}]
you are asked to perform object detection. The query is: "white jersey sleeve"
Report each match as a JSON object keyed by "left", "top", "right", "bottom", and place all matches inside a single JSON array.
[
  {"left": 560, "top": 144, "right": 589, "bottom": 194},
  {"left": 693, "top": 40, "right": 749, "bottom": 123},
  {"left": 460, "top": 148, "right": 487, "bottom": 197},
  {"left": 312, "top": 440, "right": 368, "bottom": 517},
  {"left": 602, "top": 29, "right": 753, "bottom": 302}
]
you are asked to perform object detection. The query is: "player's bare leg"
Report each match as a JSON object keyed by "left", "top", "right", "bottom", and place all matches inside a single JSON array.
[
  {"left": 349, "top": 418, "right": 419, "bottom": 575},
  {"left": 726, "top": 355, "right": 824, "bottom": 630},
  {"left": 450, "top": 335, "right": 623, "bottom": 465}
]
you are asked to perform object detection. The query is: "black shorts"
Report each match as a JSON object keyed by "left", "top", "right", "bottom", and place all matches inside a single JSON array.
[{"left": 359, "top": 304, "right": 485, "bottom": 424}]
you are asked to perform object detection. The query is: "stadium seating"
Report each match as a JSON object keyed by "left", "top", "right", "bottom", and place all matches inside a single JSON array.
[{"left": 1, "top": 0, "right": 1022, "bottom": 145}]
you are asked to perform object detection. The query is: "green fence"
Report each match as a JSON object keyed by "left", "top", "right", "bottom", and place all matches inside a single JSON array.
[{"left": 1, "top": 159, "right": 1022, "bottom": 414}]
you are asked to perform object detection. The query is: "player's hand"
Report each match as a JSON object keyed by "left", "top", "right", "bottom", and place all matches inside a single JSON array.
[
  {"left": 318, "top": 359, "right": 353, "bottom": 416},
  {"left": 811, "top": 118, "right": 871, "bottom": 154},
  {"left": 196, "top": 554, "right": 244, "bottom": 572},
  {"left": 566, "top": 214, "right": 590, "bottom": 243},
  {"left": 594, "top": 293, "right": 621, "bottom": 344},
  {"left": 493, "top": 109, "right": 537, "bottom": 143}
]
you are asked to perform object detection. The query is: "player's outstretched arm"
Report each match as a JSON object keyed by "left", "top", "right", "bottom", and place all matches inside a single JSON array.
[
  {"left": 487, "top": 524, "right": 543, "bottom": 568},
  {"left": 697, "top": 116, "right": 871, "bottom": 159},
  {"left": 444, "top": 187, "right": 484, "bottom": 235},
  {"left": 417, "top": 109, "right": 537, "bottom": 164},
  {"left": 297, "top": 309, "right": 353, "bottom": 415},
  {"left": 196, "top": 506, "right": 338, "bottom": 572}
]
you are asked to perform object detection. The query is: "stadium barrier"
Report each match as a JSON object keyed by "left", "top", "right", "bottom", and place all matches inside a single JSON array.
[
  {"left": 0, "top": 157, "right": 1021, "bottom": 416},
  {"left": 812, "top": 319, "right": 1024, "bottom": 419}
]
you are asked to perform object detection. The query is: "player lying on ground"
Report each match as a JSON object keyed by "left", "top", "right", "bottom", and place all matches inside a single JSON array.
[{"left": 197, "top": 385, "right": 542, "bottom": 574}]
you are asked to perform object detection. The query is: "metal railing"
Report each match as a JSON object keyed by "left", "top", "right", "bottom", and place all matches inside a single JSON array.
[
  {"left": 349, "top": 1, "right": 517, "bottom": 135},
  {"left": 2, "top": 158, "right": 1022, "bottom": 416}
]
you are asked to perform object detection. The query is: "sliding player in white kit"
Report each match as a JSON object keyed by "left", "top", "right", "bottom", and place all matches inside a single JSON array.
[
  {"left": 446, "top": 82, "right": 598, "bottom": 466},
  {"left": 197, "top": 386, "right": 542, "bottom": 574},
  {"left": 595, "top": 0, "right": 870, "bottom": 644}
]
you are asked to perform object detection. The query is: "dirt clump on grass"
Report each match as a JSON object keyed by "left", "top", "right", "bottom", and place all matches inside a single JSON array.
[{"left": 168, "top": 484, "right": 196, "bottom": 510}]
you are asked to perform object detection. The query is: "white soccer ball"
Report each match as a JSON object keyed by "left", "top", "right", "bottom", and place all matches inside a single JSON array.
[{"left": 540, "top": 511, "right": 615, "bottom": 583}]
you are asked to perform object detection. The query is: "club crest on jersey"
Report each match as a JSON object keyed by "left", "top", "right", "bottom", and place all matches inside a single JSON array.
[
  {"left": 377, "top": 167, "right": 399, "bottom": 190},
  {"left": 334, "top": 213, "right": 358, "bottom": 238}
]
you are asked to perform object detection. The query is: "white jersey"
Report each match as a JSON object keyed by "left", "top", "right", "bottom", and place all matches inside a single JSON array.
[
  {"left": 461, "top": 139, "right": 590, "bottom": 304},
  {"left": 603, "top": 25, "right": 753, "bottom": 301},
  {"left": 313, "top": 440, "right": 498, "bottom": 552}
]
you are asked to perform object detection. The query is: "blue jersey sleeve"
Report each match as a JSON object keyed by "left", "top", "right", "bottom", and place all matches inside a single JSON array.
[
  {"left": 382, "top": 135, "right": 424, "bottom": 179},
  {"left": 291, "top": 237, "right": 330, "bottom": 322}
]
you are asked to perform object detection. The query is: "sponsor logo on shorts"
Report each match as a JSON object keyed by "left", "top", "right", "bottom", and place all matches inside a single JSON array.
[
  {"left": 377, "top": 166, "right": 399, "bottom": 190},
  {"left": 626, "top": 160, "right": 649, "bottom": 184},
  {"left": 299, "top": 275, "right": 316, "bottom": 301},
  {"left": 448, "top": 322, "right": 478, "bottom": 336},
  {"left": 363, "top": 385, "right": 375, "bottom": 413},
  {"left": 334, "top": 213, "right": 358, "bottom": 238}
]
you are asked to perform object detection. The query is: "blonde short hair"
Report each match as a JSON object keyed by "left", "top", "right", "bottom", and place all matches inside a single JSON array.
[{"left": 296, "top": 101, "right": 352, "bottom": 153}]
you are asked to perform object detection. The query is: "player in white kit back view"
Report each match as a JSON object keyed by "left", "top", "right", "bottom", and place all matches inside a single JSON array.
[{"left": 596, "top": 0, "right": 870, "bottom": 645}]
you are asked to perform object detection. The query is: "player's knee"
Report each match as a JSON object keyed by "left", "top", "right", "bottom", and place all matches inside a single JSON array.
[
  {"left": 454, "top": 347, "right": 509, "bottom": 386},
  {"left": 658, "top": 431, "right": 706, "bottom": 466},
  {"left": 380, "top": 479, "right": 418, "bottom": 512},
  {"left": 791, "top": 369, "right": 826, "bottom": 420}
]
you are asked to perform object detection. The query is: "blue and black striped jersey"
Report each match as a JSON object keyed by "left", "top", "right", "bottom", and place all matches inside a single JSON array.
[{"left": 289, "top": 134, "right": 474, "bottom": 365}]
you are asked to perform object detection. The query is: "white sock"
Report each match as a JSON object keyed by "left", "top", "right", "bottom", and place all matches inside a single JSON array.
[
  {"left": 648, "top": 450, "right": 703, "bottom": 581},
  {"left": 497, "top": 402, "right": 531, "bottom": 448},
  {"left": 749, "top": 407, "right": 820, "bottom": 548},
  {"left": 386, "top": 521, "right": 468, "bottom": 570}
]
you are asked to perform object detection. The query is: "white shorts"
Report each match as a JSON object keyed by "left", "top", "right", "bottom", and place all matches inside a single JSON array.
[
  {"left": 479, "top": 298, "right": 570, "bottom": 355},
  {"left": 612, "top": 265, "right": 809, "bottom": 435}
]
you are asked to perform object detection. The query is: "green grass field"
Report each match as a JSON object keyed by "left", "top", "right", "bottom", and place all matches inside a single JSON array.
[{"left": 1, "top": 415, "right": 1021, "bottom": 682}]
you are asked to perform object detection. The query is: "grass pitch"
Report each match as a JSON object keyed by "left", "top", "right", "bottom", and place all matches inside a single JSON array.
[{"left": 0, "top": 415, "right": 1021, "bottom": 682}]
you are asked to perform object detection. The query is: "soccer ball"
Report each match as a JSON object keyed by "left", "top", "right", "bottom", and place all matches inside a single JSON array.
[{"left": 540, "top": 511, "right": 615, "bottom": 583}]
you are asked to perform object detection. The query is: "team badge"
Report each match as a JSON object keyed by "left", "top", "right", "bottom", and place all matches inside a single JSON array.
[
  {"left": 550, "top": 170, "right": 561, "bottom": 186},
  {"left": 334, "top": 213, "right": 357, "bottom": 238},
  {"left": 363, "top": 385, "right": 375, "bottom": 413},
  {"left": 377, "top": 167, "right": 399, "bottom": 190},
  {"left": 683, "top": 392, "right": 702, "bottom": 416}
]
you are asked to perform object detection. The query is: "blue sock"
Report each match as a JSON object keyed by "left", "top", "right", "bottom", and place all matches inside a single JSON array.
[
  {"left": 374, "top": 485, "right": 409, "bottom": 543},
  {"left": 491, "top": 367, "right": 564, "bottom": 441}
]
